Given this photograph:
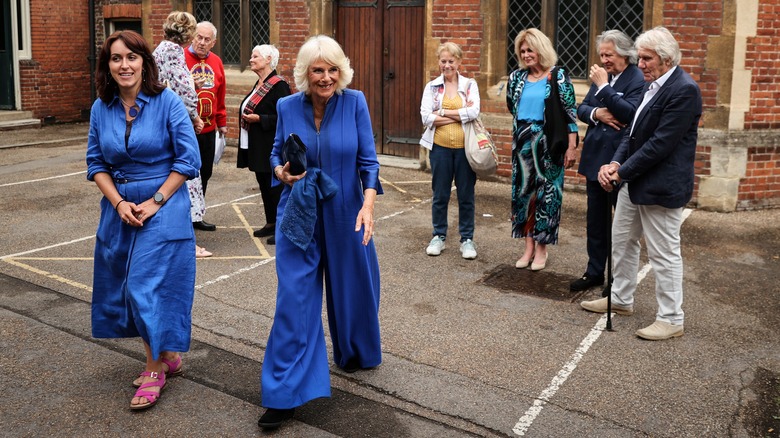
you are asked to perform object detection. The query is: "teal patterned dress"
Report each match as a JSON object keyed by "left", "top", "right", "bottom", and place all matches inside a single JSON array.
[{"left": 506, "top": 67, "right": 578, "bottom": 245}]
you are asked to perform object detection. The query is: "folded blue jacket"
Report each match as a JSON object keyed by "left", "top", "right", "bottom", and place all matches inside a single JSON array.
[{"left": 279, "top": 167, "right": 339, "bottom": 251}]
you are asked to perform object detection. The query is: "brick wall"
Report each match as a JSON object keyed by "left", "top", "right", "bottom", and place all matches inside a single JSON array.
[
  {"left": 744, "top": 0, "right": 780, "bottom": 130},
  {"left": 739, "top": 146, "right": 780, "bottom": 210},
  {"left": 21, "top": 0, "right": 93, "bottom": 121},
  {"left": 273, "top": 0, "right": 311, "bottom": 89}
]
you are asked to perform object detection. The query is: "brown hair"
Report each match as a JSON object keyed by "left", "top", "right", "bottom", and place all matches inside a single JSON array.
[{"left": 95, "top": 30, "right": 166, "bottom": 103}]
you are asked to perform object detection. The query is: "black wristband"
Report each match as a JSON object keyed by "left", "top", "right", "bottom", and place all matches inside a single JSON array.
[{"left": 115, "top": 199, "right": 126, "bottom": 211}]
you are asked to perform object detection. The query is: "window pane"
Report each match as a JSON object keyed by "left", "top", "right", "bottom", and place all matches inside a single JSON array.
[
  {"left": 251, "top": 0, "right": 270, "bottom": 48},
  {"left": 556, "top": 0, "right": 590, "bottom": 78},
  {"left": 606, "top": 0, "right": 644, "bottom": 41},
  {"left": 222, "top": 0, "right": 241, "bottom": 64},
  {"left": 507, "top": 0, "right": 541, "bottom": 74},
  {"left": 194, "top": 0, "right": 213, "bottom": 23}
]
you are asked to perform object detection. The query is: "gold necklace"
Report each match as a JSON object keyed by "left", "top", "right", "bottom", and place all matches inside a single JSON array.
[{"left": 529, "top": 70, "right": 547, "bottom": 80}]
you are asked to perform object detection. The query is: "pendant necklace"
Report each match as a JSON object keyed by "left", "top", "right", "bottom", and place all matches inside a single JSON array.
[{"left": 121, "top": 97, "right": 139, "bottom": 118}]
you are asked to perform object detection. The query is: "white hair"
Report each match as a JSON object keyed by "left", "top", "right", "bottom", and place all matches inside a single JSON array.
[
  {"left": 253, "top": 44, "right": 280, "bottom": 70},
  {"left": 635, "top": 26, "right": 681, "bottom": 66},
  {"left": 197, "top": 21, "right": 217, "bottom": 39},
  {"left": 293, "top": 35, "right": 354, "bottom": 95},
  {"left": 597, "top": 30, "right": 637, "bottom": 65}
]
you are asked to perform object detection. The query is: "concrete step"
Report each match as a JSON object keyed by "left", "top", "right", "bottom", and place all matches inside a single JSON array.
[
  {"left": 0, "top": 110, "right": 37, "bottom": 123},
  {"left": 0, "top": 118, "right": 41, "bottom": 131}
]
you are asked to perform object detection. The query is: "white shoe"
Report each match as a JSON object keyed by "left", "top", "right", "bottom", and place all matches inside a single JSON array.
[
  {"left": 460, "top": 239, "right": 477, "bottom": 259},
  {"left": 636, "top": 320, "right": 684, "bottom": 340},
  {"left": 426, "top": 236, "right": 445, "bottom": 256}
]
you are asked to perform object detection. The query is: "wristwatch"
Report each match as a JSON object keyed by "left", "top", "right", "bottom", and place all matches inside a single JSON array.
[{"left": 153, "top": 192, "right": 166, "bottom": 205}]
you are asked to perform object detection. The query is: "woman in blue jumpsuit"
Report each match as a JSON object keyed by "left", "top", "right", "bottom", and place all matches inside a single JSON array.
[
  {"left": 86, "top": 31, "right": 201, "bottom": 410},
  {"left": 258, "top": 35, "right": 382, "bottom": 430}
]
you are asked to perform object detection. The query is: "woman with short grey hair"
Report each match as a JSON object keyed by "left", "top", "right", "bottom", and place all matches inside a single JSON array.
[{"left": 236, "top": 44, "right": 290, "bottom": 244}]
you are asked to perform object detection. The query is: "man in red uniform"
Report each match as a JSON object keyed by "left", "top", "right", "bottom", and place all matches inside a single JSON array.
[{"left": 185, "top": 21, "right": 227, "bottom": 231}]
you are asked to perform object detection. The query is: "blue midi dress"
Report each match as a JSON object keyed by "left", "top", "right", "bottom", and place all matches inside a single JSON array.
[
  {"left": 261, "top": 89, "right": 383, "bottom": 409},
  {"left": 86, "top": 89, "right": 201, "bottom": 360}
]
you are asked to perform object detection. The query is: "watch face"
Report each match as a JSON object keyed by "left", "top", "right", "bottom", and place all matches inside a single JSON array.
[{"left": 154, "top": 192, "right": 164, "bottom": 203}]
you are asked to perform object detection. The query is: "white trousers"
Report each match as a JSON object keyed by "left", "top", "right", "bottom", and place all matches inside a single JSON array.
[{"left": 611, "top": 184, "right": 685, "bottom": 325}]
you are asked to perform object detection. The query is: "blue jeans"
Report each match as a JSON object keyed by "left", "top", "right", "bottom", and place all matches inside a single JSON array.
[{"left": 429, "top": 144, "right": 476, "bottom": 242}]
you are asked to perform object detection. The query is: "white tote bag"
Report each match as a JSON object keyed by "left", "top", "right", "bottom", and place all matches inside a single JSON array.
[{"left": 463, "top": 117, "right": 497, "bottom": 178}]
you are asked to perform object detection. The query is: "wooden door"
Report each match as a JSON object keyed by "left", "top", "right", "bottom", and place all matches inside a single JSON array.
[
  {"left": 336, "top": 0, "right": 424, "bottom": 158},
  {"left": 0, "top": 0, "right": 15, "bottom": 109}
]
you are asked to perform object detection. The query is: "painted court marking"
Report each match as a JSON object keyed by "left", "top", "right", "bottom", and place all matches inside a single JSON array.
[
  {"left": 0, "top": 170, "right": 87, "bottom": 188},
  {"left": 512, "top": 207, "right": 693, "bottom": 436}
]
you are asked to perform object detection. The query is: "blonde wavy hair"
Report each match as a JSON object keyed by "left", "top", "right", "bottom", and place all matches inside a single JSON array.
[
  {"left": 514, "top": 28, "right": 558, "bottom": 71},
  {"left": 163, "top": 11, "right": 197, "bottom": 46},
  {"left": 293, "top": 35, "right": 354, "bottom": 95}
]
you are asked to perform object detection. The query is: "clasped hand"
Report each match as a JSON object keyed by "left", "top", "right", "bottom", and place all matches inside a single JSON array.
[
  {"left": 116, "top": 199, "right": 161, "bottom": 226},
  {"left": 597, "top": 163, "right": 622, "bottom": 192}
]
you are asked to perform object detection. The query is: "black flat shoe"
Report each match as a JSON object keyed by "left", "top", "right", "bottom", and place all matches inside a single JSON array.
[
  {"left": 342, "top": 358, "right": 360, "bottom": 373},
  {"left": 253, "top": 224, "right": 275, "bottom": 238},
  {"left": 258, "top": 408, "right": 295, "bottom": 430},
  {"left": 193, "top": 221, "right": 217, "bottom": 231},
  {"left": 570, "top": 273, "right": 604, "bottom": 292},
  {"left": 266, "top": 236, "right": 275, "bottom": 245}
]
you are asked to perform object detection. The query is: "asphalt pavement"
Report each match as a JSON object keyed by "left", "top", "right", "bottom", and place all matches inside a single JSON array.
[{"left": 1, "top": 123, "right": 779, "bottom": 437}]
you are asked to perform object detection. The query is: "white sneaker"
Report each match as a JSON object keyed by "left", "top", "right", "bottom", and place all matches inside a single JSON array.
[
  {"left": 460, "top": 239, "right": 477, "bottom": 259},
  {"left": 426, "top": 236, "right": 445, "bottom": 256}
]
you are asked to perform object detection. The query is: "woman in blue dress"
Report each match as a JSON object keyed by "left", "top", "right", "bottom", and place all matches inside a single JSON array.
[
  {"left": 506, "top": 28, "right": 578, "bottom": 271},
  {"left": 86, "top": 30, "right": 201, "bottom": 410},
  {"left": 258, "top": 35, "right": 382, "bottom": 430}
]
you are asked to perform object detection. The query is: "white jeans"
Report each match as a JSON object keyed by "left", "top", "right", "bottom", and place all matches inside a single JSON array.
[{"left": 611, "top": 184, "right": 685, "bottom": 325}]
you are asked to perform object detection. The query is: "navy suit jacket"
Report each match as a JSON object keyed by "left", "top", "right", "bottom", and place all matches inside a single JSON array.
[
  {"left": 614, "top": 66, "right": 702, "bottom": 208},
  {"left": 576, "top": 64, "right": 645, "bottom": 181}
]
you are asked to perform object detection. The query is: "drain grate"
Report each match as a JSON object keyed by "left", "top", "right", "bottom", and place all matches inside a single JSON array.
[{"left": 481, "top": 264, "right": 581, "bottom": 302}]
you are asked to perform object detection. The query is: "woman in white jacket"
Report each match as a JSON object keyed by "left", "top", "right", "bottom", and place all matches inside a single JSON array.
[{"left": 419, "top": 42, "right": 481, "bottom": 260}]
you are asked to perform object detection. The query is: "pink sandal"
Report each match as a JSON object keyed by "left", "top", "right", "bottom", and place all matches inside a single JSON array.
[
  {"left": 133, "top": 355, "right": 183, "bottom": 388},
  {"left": 130, "top": 371, "right": 166, "bottom": 410}
]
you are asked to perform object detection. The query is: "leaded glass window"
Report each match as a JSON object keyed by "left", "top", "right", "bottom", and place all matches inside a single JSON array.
[
  {"left": 506, "top": 0, "right": 646, "bottom": 79},
  {"left": 507, "top": 0, "right": 542, "bottom": 74},
  {"left": 222, "top": 0, "right": 241, "bottom": 64},
  {"left": 556, "top": 0, "right": 590, "bottom": 78},
  {"left": 194, "top": 0, "right": 213, "bottom": 22},
  {"left": 606, "top": 0, "right": 644, "bottom": 40},
  {"left": 251, "top": 0, "right": 270, "bottom": 50}
]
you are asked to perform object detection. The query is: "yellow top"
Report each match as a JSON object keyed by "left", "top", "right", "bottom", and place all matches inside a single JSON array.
[{"left": 433, "top": 94, "right": 465, "bottom": 149}]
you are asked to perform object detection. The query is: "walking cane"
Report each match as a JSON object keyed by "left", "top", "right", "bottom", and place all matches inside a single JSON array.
[{"left": 601, "top": 181, "right": 619, "bottom": 331}]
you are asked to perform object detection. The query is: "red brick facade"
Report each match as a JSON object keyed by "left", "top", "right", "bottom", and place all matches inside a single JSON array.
[
  {"left": 19, "top": 1, "right": 92, "bottom": 121},
  {"left": 11, "top": 0, "right": 780, "bottom": 210}
]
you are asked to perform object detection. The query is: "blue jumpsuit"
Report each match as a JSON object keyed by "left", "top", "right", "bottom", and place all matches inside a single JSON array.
[
  {"left": 261, "top": 89, "right": 382, "bottom": 408},
  {"left": 87, "top": 89, "right": 201, "bottom": 360}
]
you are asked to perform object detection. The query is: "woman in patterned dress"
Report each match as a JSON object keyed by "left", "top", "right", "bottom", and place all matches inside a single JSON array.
[
  {"left": 506, "top": 28, "right": 578, "bottom": 271},
  {"left": 153, "top": 11, "right": 212, "bottom": 258}
]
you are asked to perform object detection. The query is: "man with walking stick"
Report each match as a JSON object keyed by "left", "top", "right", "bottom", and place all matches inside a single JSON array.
[{"left": 580, "top": 27, "right": 702, "bottom": 341}]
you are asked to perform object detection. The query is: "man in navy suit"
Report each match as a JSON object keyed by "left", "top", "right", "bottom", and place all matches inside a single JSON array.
[
  {"left": 572, "top": 30, "right": 645, "bottom": 292},
  {"left": 581, "top": 27, "right": 702, "bottom": 341}
]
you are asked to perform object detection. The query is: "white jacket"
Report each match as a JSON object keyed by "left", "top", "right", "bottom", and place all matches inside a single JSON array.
[{"left": 419, "top": 73, "right": 481, "bottom": 150}]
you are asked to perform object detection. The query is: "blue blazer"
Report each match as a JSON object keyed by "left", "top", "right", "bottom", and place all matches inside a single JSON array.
[
  {"left": 614, "top": 67, "right": 702, "bottom": 208},
  {"left": 576, "top": 64, "right": 645, "bottom": 181}
]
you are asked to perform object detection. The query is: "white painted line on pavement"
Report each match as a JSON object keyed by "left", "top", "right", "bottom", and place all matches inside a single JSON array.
[
  {"left": 512, "top": 208, "right": 693, "bottom": 436},
  {"left": 1, "top": 235, "right": 95, "bottom": 260},
  {"left": 0, "top": 170, "right": 87, "bottom": 188},
  {"left": 513, "top": 314, "right": 608, "bottom": 435}
]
